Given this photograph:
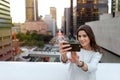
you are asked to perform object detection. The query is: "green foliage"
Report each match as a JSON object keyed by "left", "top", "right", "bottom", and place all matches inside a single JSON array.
[
  {"left": 43, "top": 35, "right": 53, "bottom": 43},
  {"left": 16, "top": 32, "right": 53, "bottom": 47},
  {"left": 35, "top": 41, "right": 44, "bottom": 48},
  {"left": 16, "top": 33, "right": 27, "bottom": 41}
]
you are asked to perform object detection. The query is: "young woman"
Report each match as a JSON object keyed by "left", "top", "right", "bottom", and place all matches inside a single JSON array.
[{"left": 59, "top": 25, "right": 103, "bottom": 80}]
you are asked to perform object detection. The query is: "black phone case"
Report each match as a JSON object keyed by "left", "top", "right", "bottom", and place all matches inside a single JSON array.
[{"left": 63, "top": 43, "right": 81, "bottom": 51}]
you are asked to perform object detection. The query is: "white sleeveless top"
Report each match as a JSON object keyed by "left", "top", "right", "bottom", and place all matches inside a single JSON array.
[{"left": 65, "top": 48, "right": 102, "bottom": 80}]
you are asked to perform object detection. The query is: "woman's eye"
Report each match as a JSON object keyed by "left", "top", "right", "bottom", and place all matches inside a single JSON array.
[
  {"left": 78, "top": 35, "right": 81, "bottom": 38},
  {"left": 83, "top": 35, "right": 87, "bottom": 37}
]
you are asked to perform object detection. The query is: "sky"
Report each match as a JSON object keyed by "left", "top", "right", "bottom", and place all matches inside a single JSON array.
[
  {"left": 108, "top": 0, "right": 111, "bottom": 13},
  {"left": 10, "top": 0, "right": 25, "bottom": 23},
  {"left": 10, "top": 0, "right": 70, "bottom": 29}
]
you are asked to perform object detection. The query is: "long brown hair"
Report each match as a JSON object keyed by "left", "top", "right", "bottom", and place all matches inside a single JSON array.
[{"left": 77, "top": 25, "right": 100, "bottom": 52}]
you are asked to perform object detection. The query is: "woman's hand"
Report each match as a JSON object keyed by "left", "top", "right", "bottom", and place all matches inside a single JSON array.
[
  {"left": 59, "top": 41, "right": 71, "bottom": 56},
  {"left": 59, "top": 41, "right": 71, "bottom": 62},
  {"left": 69, "top": 52, "right": 80, "bottom": 64}
]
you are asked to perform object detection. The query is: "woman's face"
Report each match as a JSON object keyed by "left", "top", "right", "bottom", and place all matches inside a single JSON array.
[{"left": 78, "top": 30, "right": 91, "bottom": 49}]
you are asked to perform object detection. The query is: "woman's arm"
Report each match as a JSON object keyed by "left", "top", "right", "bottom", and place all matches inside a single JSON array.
[
  {"left": 77, "top": 52, "right": 102, "bottom": 72},
  {"left": 77, "top": 61, "right": 88, "bottom": 71},
  {"left": 60, "top": 54, "right": 68, "bottom": 63}
]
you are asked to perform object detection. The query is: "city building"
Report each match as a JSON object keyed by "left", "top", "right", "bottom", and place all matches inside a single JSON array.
[
  {"left": 50, "top": 7, "right": 57, "bottom": 21},
  {"left": 63, "top": 8, "right": 71, "bottom": 35},
  {"left": 24, "top": 0, "right": 49, "bottom": 35},
  {"left": 0, "top": 0, "right": 13, "bottom": 60},
  {"left": 69, "top": 0, "right": 108, "bottom": 35},
  {"left": 70, "top": 0, "right": 74, "bottom": 36},
  {"left": 118, "top": 0, "right": 120, "bottom": 11},
  {"left": 112, "top": 0, "right": 116, "bottom": 17},
  {"left": 50, "top": 7, "right": 57, "bottom": 36},
  {"left": 12, "top": 23, "right": 21, "bottom": 34},
  {"left": 26, "top": 0, "right": 38, "bottom": 21},
  {"left": 21, "top": 21, "right": 48, "bottom": 35},
  {"left": 98, "top": 0, "right": 108, "bottom": 14},
  {"left": 111, "top": 0, "right": 120, "bottom": 17},
  {"left": 76, "top": 0, "right": 99, "bottom": 28},
  {"left": 44, "top": 15, "right": 56, "bottom": 36}
]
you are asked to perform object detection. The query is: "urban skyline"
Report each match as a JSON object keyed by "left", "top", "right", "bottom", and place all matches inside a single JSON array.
[{"left": 10, "top": 0, "right": 70, "bottom": 29}]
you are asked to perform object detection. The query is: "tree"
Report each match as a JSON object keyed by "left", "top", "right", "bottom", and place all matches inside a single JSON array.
[{"left": 16, "top": 32, "right": 52, "bottom": 48}]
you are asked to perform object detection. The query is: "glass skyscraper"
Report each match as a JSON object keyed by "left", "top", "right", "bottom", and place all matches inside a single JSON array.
[{"left": 76, "top": 0, "right": 99, "bottom": 28}]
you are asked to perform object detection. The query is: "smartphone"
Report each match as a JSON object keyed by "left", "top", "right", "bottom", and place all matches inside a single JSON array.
[{"left": 63, "top": 43, "right": 81, "bottom": 51}]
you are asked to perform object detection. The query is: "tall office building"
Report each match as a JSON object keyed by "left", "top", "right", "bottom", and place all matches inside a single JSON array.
[
  {"left": 112, "top": 0, "right": 120, "bottom": 17},
  {"left": 63, "top": 8, "right": 71, "bottom": 35},
  {"left": 50, "top": 7, "right": 57, "bottom": 21},
  {"left": 44, "top": 15, "right": 56, "bottom": 36},
  {"left": 98, "top": 0, "right": 108, "bottom": 14},
  {"left": 0, "top": 0, "right": 13, "bottom": 60},
  {"left": 70, "top": 0, "right": 74, "bottom": 36},
  {"left": 70, "top": 0, "right": 108, "bottom": 34},
  {"left": 118, "top": 0, "right": 120, "bottom": 11},
  {"left": 116, "top": 0, "right": 120, "bottom": 11},
  {"left": 26, "top": 0, "right": 38, "bottom": 21},
  {"left": 76, "top": 0, "right": 99, "bottom": 28},
  {"left": 50, "top": 7, "right": 57, "bottom": 36},
  {"left": 112, "top": 0, "right": 116, "bottom": 17}
]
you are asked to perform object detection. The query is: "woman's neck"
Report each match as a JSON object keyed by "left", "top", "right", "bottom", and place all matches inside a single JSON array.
[{"left": 82, "top": 45, "right": 92, "bottom": 51}]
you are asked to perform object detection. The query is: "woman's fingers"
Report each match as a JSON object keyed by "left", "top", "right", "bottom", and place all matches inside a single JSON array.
[
  {"left": 71, "top": 52, "right": 77, "bottom": 56},
  {"left": 70, "top": 52, "right": 80, "bottom": 63},
  {"left": 68, "top": 58, "right": 75, "bottom": 63},
  {"left": 59, "top": 41, "right": 71, "bottom": 54},
  {"left": 77, "top": 55, "right": 79, "bottom": 59}
]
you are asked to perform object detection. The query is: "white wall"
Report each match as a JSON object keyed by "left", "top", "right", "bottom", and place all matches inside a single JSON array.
[{"left": 0, "top": 62, "right": 119, "bottom": 80}]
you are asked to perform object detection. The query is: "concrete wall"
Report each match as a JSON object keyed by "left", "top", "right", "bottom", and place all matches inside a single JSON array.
[
  {"left": 0, "top": 62, "right": 119, "bottom": 80},
  {"left": 86, "top": 15, "right": 120, "bottom": 55}
]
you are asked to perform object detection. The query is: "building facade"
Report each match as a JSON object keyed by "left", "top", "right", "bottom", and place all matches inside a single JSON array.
[
  {"left": 98, "top": 0, "right": 108, "bottom": 14},
  {"left": 50, "top": 7, "right": 57, "bottom": 21},
  {"left": 44, "top": 15, "right": 56, "bottom": 36},
  {"left": 118, "top": 0, "right": 120, "bottom": 11},
  {"left": 76, "top": 0, "right": 99, "bottom": 28},
  {"left": 63, "top": 8, "right": 71, "bottom": 35},
  {"left": 26, "top": 0, "right": 38, "bottom": 21},
  {"left": 70, "top": 0, "right": 108, "bottom": 35},
  {"left": 50, "top": 7, "right": 57, "bottom": 36},
  {"left": 112, "top": 0, "right": 116, "bottom": 17},
  {"left": 111, "top": 0, "right": 120, "bottom": 17},
  {"left": 0, "top": 0, "right": 13, "bottom": 60},
  {"left": 115, "top": 0, "right": 120, "bottom": 11},
  {"left": 21, "top": 21, "right": 48, "bottom": 35}
]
